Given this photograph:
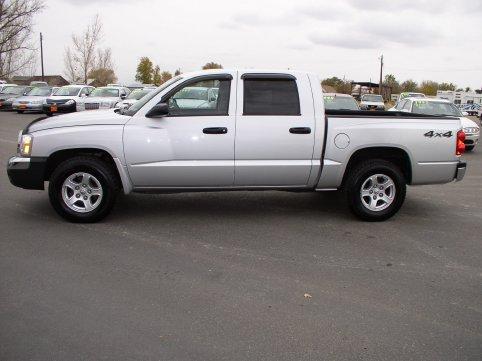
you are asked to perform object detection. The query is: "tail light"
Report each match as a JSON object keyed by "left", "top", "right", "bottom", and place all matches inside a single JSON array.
[{"left": 456, "top": 130, "right": 466, "bottom": 156}]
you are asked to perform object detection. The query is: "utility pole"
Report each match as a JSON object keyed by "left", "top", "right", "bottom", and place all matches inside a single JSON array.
[
  {"left": 378, "top": 54, "right": 384, "bottom": 96},
  {"left": 40, "top": 33, "right": 45, "bottom": 81}
]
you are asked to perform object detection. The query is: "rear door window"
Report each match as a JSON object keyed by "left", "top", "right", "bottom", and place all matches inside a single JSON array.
[{"left": 243, "top": 78, "right": 300, "bottom": 116}]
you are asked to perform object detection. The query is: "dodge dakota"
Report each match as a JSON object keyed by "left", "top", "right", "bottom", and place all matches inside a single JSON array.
[{"left": 7, "top": 69, "right": 467, "bottom": 222}]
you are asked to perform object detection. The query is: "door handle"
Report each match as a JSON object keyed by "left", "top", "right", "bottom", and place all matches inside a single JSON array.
[
  {"left": 203, "top": 127, "right": 228, "bottom": 134},
  {"left": 289, "top": 127, "right": 311, "bottom": 134}
]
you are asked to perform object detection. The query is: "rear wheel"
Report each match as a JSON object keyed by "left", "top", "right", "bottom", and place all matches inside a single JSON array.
[
  {"left": 345, "top": 160, "right": 406, "bottom": 221},
  {"left": 48, "top": 156, "right": 119, "bottom": 222}
]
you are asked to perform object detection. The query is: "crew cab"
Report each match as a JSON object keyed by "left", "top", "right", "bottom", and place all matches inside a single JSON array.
[{"left": 7, "top": 69, "right": 467, "bottom": 223}]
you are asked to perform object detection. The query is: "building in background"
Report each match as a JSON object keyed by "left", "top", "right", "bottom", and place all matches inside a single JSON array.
[
  {"left": 11, "top": 75, "right": 69, "bottom": 87},
  {"left": 436, "top": 90, "right": 482, "bottom": 105}
]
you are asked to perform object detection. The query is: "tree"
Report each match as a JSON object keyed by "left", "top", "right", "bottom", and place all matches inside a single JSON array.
[
  {"left": 152, "top": 65, "right": 161, "bottom": 85},
  {"left": 159, "top": 71, "right": 172, "bottom": 84},
  {"left": 419, "top": 80, "right": 439, "bottom": 96},
  {"left": 87, "top": 47, "right": 116, "bottom": 85},
  {"left": 321, "top": 76, "right": 351, "bottom": 94},
  {"left": 135, "top": 56, "right": 154, "bottom": 84},
  {"left": 174, "top": 68, "right": 181, "bottom": 76},
  {"left": 88, "top": 68, "right": 116, "bottom": 86},
  {"left": 400, "top": 79, "right": 418, "bottom": 92},
  {"left": 438, "top": 82, "right": 456, "bottom": 91},
  {"left": 465, "top": 86, "right": 471, "bottom": 92},
  {"left": 383, "top": 74, "right": 400, "bottom": 94},
  {"left": 96, "top": 48, "right": 114, "bottom": 69},
  {"left": 202, "top": 62, "right": 223, "bottom": 70},
  {"left": 63, "top": 15, "right": 102, "bottom": 84},
  {"left": 0, "top": 0, "right": 45, "bottom": 78}
]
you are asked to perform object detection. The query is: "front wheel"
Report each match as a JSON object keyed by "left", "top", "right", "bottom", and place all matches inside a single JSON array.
[
  {"left": 48, "top": 156, "right": 120, "bottom": 222},
  {"left": 345, "top": 160, "right": 406, "bottom": 221}
]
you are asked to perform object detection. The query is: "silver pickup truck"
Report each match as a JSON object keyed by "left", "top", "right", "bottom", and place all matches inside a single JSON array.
[{"left": 7, "top": 69, "right": 467, "bottom": 222}]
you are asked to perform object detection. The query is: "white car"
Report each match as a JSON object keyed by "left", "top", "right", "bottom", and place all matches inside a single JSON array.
[
  {"left": 402, "top": 97, "right": 479, "bottom": 151},
  {"left": 0, "top": 83, "right": 17, "bottom": 92},
  {"left": 115, "top": 88, "right": 155, "bottom": 110},
  {"left": 77, "top": 86, "right": 130, "bottom": 111},
  {"left": 359, "top": 94, "right": 385, "bottom": 111},
  {"left": 389, "top": 92, "right": 426, "bottom": 111},
  {"left": 43, "top": 85, "right": 95, "bottom": 116}
]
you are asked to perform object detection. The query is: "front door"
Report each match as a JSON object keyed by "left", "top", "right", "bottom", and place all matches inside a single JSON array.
[
  {"left": 234, "top": 73, "right": 316, "bottom": 186},
  {"left": 124, "top": 73, "right": 236, "bottom": 188}
]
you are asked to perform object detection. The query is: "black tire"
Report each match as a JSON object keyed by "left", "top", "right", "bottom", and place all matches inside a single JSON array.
[
  {"left": 17, "top": 110, "right": 24, "bottom": 114},
  {"left": 345, "top": 159, "right": 406, "bottom": 222},
  {"left": 45, "top": 112, "right": 53, "bottom": 116},
  {"left": 465, "top": 145, "right": 474, "bottom": 152},
  {"left": 48, "top": 156, "right": 120, "bottom": 222}
]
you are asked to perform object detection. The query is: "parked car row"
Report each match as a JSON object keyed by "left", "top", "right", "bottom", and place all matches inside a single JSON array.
[{"left": 0, "top": 83, "right": 157, "bottom": 117}]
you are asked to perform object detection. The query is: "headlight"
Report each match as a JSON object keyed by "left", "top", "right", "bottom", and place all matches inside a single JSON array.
[
  {"left": 65, "top": 99, "right": 75, "bottom": 105},
  {"left": 463, "top": 127, "right": 480, "bottom": 134},
  {"left": 19, "top": 134, "right": 33, "bottom": 157}
]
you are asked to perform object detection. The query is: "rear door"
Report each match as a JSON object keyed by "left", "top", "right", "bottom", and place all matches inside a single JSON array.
[{"left": 234, "top": 73, "right": 315, "bottom": 186}]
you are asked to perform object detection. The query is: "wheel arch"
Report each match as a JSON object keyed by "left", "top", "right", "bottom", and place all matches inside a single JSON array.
[
  {"left": 341, "top": 146, "right": 413, "bottom": 187},
  {"left": 44, "top": 148, "right": 132, "bottom": 194}
]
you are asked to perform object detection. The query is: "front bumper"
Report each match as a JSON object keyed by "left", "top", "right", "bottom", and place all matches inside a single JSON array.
[
  {"left": 7, "top": 156, "right": 47, "bottom": 190},
  {"left": 42, "top": 103, "right": 76, "bottom": 114},
  {"left": 464, "top": 133, "right": 479, "bottom": 147},
  {"left": 13, "top": 103, "right": 43, "bottom": 112},
  {"left": 454, "top": 161, "right": 467, "bottom": 182}
]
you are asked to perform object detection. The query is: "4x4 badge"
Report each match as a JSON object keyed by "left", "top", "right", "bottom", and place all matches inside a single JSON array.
[{"left": 424, "top": 131, "right": 453, "bottom": 138}]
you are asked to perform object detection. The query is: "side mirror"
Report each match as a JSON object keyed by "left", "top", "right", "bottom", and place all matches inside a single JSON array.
[
  {"left": 120, "top": 94, "right": 126, "bottom": 100},
  {"left": 146, "top": 103, "right": 169, "bottom": 118}
]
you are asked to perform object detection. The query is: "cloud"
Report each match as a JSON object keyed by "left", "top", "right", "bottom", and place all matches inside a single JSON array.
[
  {"left": 294, "top": 3, "right": 347, "bottom": 21},
  {"left": 308, "top": 12, "right": 442, "bottom": 50}
]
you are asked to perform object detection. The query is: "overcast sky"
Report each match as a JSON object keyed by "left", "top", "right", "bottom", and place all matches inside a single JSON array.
[{"left": 34, "top": 0, "right": 482, "bottom": 88}]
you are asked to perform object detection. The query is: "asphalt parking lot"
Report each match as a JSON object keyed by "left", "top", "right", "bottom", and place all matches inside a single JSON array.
[{"left": 1, "top": 112, "right": 481, "bottom": 361}]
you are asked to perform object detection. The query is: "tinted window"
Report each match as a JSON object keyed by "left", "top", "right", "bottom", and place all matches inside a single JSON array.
[
  {"left": 166, "top": 78, "right": 230, "bottom": 116},
  {"left": 243, "top": 79, "right": 300, "bottom": 116}
]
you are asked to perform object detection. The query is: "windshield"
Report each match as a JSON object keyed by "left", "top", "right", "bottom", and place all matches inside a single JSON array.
[
  {"left": 412, "top": 101, "right": 462, "bottom": 117},
  {"left": 28, "top": 87, "right": 52, "bottom": 96},
  {"left": 324, "top": 95, "right": 359, "bottom": 110},
  {"left": 361, "top": 94, "right": 383, "bottom": 102},
  {"left": 1, "top": 86, "right": 21, "bottom": 94},
  {"left": 124, "top": 76, "right": 182, "bottom": 116},
  {"left": 55, "top": 86, "right": 81, "bottom": 96},
  {"left": 90, "top": 88, "right": 120, "bottom": 97},
  {"left": 127, "top": 89, "right": 151, "bottom": 100}
]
